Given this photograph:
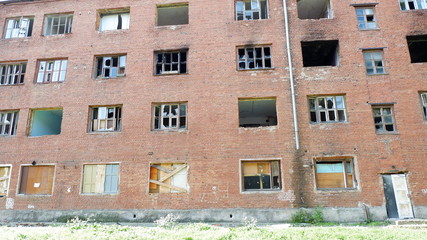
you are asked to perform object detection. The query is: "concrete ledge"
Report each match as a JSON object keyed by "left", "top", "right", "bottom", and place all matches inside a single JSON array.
[{"left": 0, "top": 206, "right": 393, "bottom": 223}]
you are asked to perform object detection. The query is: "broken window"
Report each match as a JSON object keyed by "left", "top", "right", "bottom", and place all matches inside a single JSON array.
[
  {"left": 19, "top": 165, "right": 55, "bottom": 195},
  {"left": 29, "top": 109, "right": 63, "bottom": 137},
  {"left": 157, "top": 3, "right": 189, "bottom": 26},
  {"left": 235, "top": 0, "right": 268, "bottom": 21},
  {"left": 36, "top": 59, "right": 67, "bottom": 83},
  {"left": 82, "top": 164, "right": 119, "bottom": 194},
  {"left": 0, "top": 166, "right": 11, "bottom": 197},
  {"left": 44, "top": 14, "right": 73, "bottom": 36},
  {"left": 99, "top": 10, "right": 130, "bottom": 31},
  {"left": 90, "top": 106, "right": 122, "bottom": 132},
  {"left": 363, "top": 50, "right": 385, "bottom": 75},
  {"left": 241, "top": 160, "right": 281, "bottom": 191},
  {"left": 153, "top": 103, "right": 186, "bottom": 130},
  {"left": 420, "top": 93, "right": 427, "bottom": 119},
  {"left": 309, "top": 96, "right": 346, "bottom": 123},
  {"left": 297, "top": 0, "right": 332, "bottom": 19},
  {"left": 407, "top": 35, "right": 427, "bottom": 63},
  {"left": 0, "top": 111, "right": 19, "bottom": 136},
  {"left": 0, "top": 62, "right": 26, "bottom": 85},
  {"left": 301, "top": 40, "right": 339, "bottom": 67},
  {"left": 315, "top": 159, "right": 356, "bottom": 189},
  {"left": 238, "top": 98, "right": 277, "bottom": 127},
  {"left": 372, "top": 106, "right": 396, "bottom": 133},
  {"left": 149, "top": 163, "right": 188, "bottom": 193},
  {"left": 4, "top": 16, "right": 33, "bottom": 39},
  {"left": 238, "top": 46, "right": 272, "bottom": 70},
  {"left": 399, "top": 0, "right": 427, "bottom": 10},
  {"left": 155, "top": 50, "right": 187, "bottom": 75},
  {"left": 95, "top": 55, "right": 126, "bottom": 78},
  {"left": 355, "top": 7, "right": 377, "bottom": 30}
]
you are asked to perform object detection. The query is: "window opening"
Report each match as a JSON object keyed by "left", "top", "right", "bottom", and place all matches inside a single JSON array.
[
  {"left": 355, "top": 8, "right": 377, "bottom": 30},
  {"left": 301, "top": 40, "right": 339, "bottom": 67},
  {"left": 153, "top": 103, "right": 187, "bottom": 130},
  {"left": 4, "top": 16, "right": 33, "bottom": 39},
  {"left": 421, "top": 93, "right": 427, "bottom": 119},
  {"left": 309, "top": 96, "right": 346, "bottom": 123},
  {"left": 90, "top": 106, "right": 122, "bottom": 132},
  {"left": 44, "top": 14, "right": 73, "bottom": 36},
  {"left": 149, "top": 163, "right": 188, "bottom": 193},
  {"left": 399, "top": 0, "right": 427, "bottom": 10},
  {"left": 363, "top": 50, "right": 385, "bottom": 75},
  {"left": 235, "top": 0, "right": 268, "bottom": 20},
  {"left": 99, "top": 12, "right": 130, "bottom": 31},
  {"left": 242, "top": 160, "right": 281, "bottom": 191},
  {"left": 157, "top": 4, "right": 189, "bottom": 26},
  {"left": 0, "top": 166, "right": 11, "bottom": 197},
  {"left": 82, "top": 164, "right": 119, "bottom": 194},
  {"left": 297, "top": 0, "right": 332, "bottom": 19},
  {"left": 29, "top": 109, "right": 63, "bottom": 137},
  {"left": 155, "top": 50, "right": 187, "bottom": 75},
  {"left": 407, "top": 35, "right": 427, "bottom": 63},
  {"left": 0, "top": 111, "right": 19, "bottom": 136},
  {"left": 0, "top": 62, "right": 26, "bottom": 85},
  {"left": 372, "top": 106, "right": 395, "bottom": 133},
  {"left": 315, "top": 159, "right": 355, "bottom": 189},
  {"left": 96, "top": 55, "right": 126, "bottom": 78},
  {"left": 19, "top": 165, "right": 55, "bottom": 195},
  {"left": 238, "top": 98, "right": 277, "bottom": 127},
  {"left": 36, "top": 59, "right": 67, "bottom": 83},
  {"left": 238, "top": 46, "right": 272, "bottom": 70}
]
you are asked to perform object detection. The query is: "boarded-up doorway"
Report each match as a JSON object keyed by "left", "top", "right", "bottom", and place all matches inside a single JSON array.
[{"left": 382, "top": 174, "right": 414, "bottom": 219}]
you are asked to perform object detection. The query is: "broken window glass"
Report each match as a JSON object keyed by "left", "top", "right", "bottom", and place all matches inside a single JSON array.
[
  {"left": 36, "top": 59, "right": 67, "bottom": 83},
  {"left": 149, "top": 163, "right": 189, "bottom": 193},
  {"left": 4, "top": 16, "right": 34, "bottom": 39},
  {"left": 237, "top": 46, "right": 272, "bottom": 70},
  {"left": 363, "top": 51, "right": 385, "bottom": 75},
  {"left": 309, "top": 96, "right": 346, "bottom": 123},
  {"left": 355, "top": 7, "right": 377, "bottom": 30},
  {"left": 242, "top": 161, "right": 281, "bottom": 191},
  {"left": 235, "top": 0, "right": 268, "bottom": 21},
  {"left": 153, "top": 103, "right": 187, "bottom": 130},
  {"left": 95, "top": 55, "right": 126, "bottom": 78},
  {"left": 0, "top": 62, "right": 26, "bottom": 85},
  {"left": 90, "top": 106, "right": 121, "bottom": 132},
  {"left": 372, "top": 106, "right": 395, "bottom": 133},
  {"left": 44, "top": 14, "right": 73, "bottom": 36},
  {"left": 0, "top": 111, "right": 19, "bottom": 136},
  {"left": 155, "top": 50, "right": 188, "bottom": 75},
  {"left": 399, "top": 0, "right": 427, "bottom": 10}
]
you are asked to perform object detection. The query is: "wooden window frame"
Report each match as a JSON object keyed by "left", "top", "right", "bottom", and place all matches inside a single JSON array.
[
  {"left": 4, "top": 16, "right": 34, "bottom": 39},
  {"left": 36, "top": 59, "right": 68, "bottom": 83},
  {"left": 0, "top": 165, "right": 12, "bottom": 197},
  {"left": 17, "top": 164, "right": 55, "bottom": 196},
  {"left": 0, "top": 110, "right": 19, "bottom": 136},
  {"left": 241, "top": 160, "right": 281, "bottom": 192},
  {"left": 235, "top": 0, "right": 269, "bottom": 21},
  {"left": 363, "top": 50, "right": 385, "bottom": 75},
  {"left": 149, "top": 163, "right": 189, "bottom": 193},
  {"left": 154, "top": 49, "right": 188, "bottom": 75},
  {"left": 43, "top": 13, "right": 73, "bottom": 36},
  {"left": 89, "top": 105, "right": 122, "bottom": 132},
  {"left": 372, "top": 106, "right": 396, "bottom": 133},
  {"left": 81, "top": 163, "right": 120, "bottom": 195},
  {"left": 237, "top": 45, "right": 272, "bottom": 70},
  {"left": 315, "top": 158, "right": 356, "bottom": 190},
  {"left": 0, "top": 62, "right": 26, "bottom": 86},
  {"left": 153, "top": 103, "right": 187, "bottom": 130},
  {"left": 308, "top": 95, "right": 347, "bottom": 123},
  {"left": 95, "top": 55, "right": 126, "bottom": 79}
]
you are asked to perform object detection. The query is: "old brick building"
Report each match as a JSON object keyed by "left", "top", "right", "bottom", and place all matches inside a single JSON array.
[{"left": 0, "top": 0, "right": 426, "bottom": 222}]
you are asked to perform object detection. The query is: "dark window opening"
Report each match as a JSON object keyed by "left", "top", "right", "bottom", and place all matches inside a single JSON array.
[
  {"left": 301, "top": 40, "right": 339, "bottom": 67},
  {"left": 238, "top": 98, "right": 277, "bottom": 127},
  {"left": 297, "top": 0, "right": 331, "bottom": 19},
  {"left": 157, "top": 4, "right": 189, "bottom": 26},
  {"left": 29, "top": 109, "right": 63, "bottom": 137},
  {"left": 407, "top": 35, "right": 427, "bottom": 63}
]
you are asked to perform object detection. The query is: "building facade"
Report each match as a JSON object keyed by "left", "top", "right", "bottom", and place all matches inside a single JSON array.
[{"left": 0, "top": 0, "right": 426, "bottom": 222}]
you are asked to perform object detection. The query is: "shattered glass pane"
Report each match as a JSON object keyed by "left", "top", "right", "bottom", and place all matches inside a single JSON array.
[{"left": 385, "top": 124, "right": 394, "bottom": 131}]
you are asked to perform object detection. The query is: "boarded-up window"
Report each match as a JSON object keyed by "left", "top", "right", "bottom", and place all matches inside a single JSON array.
[
  {"left": 19, "top": 165, "right": 54, "bottom": 195},
  {"left": 0, "top": 166, "right": 11, "bottom": 197},
  {"left": 82, "top": 164, "right": 119, "bottom": 194},
  {"left": 149, "top": 163, "right": 188, "bottom": 193},
  {"left": 242, "top": 160, "right": 281, "bottom": 191},
  {"left": 315, "top": 160, "right": 355, "bottom": 189}
]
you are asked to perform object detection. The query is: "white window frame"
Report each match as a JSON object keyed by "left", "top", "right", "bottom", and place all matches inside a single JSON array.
[
  {"left": 363, "top": 50, "right": 385, "bottom": 75},
  {"left": 155, "top": 50, "right": 188, "bottom": 75},
  {"left": 235, "top": 0, "right": 269, "bottom": 21},
  {"left": 309, "top": 96, "right": 347, "bottom": 123},
  {"left": 0, "top": 62, "right": 26, "bottom": 85},
  {"left": 89, "top": 106, "right": 122, "bottom": 132},
  {"left": 153, "top": 103, "right": 187, "bottom": 130},
  {"left": 81, "top": 163, "right": 120, "bottom": 195},
  {"left": 399, "top": 0, "right": 427, "bottom": 10},
  {"left": 355, "top": 7, "right": 377, "bottom": 30},
  {"left": 0, "top": 111, "right": 19, "bottom": 136},
  {"left": 44, "top": 14, "right": 73, "bottom": 36},
  {"left": 0, "top": 165, "right": 12, "bottom": 197},
  {"left": 4, "top": 16, "right": 33, "bottom": 39},
  {"left": 372, "top": 106, "right": 396, "bottom": 133},
  {"left": 421, "top": 93, "right": 427, "bottom": 120},
  {"left": 237, "top": 45, "right": 272, "bottom": 70},
  {"left": 95, "top": 55, "right": 126, "bottom": 78},
  {"left": 36, "top": 59, "right": 68, "bottom": 83}
]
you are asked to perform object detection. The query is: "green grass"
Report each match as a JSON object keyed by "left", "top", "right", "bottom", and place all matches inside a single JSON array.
[{"left": 1, "top": 223, "right": 426, "bottom": 240}]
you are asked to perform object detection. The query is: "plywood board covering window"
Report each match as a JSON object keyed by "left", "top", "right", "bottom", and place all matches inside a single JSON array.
[
  {"left": 242, "top": 160, "right": 281, "bottom": 191},
  {"left": 82, "top": 164, "right": 119, "bottom": 194},
  {"left": 315, "top": 160, "right": 355, "bottom": 189},
  {"left": 19, "top": 165, "right": 54, "bottom": 195},
  {"left": 149, "top": 163, "right": 188, "bottom": 193},
  {"left": 0, "top": 166, "right": 11, "bottom": 197}
]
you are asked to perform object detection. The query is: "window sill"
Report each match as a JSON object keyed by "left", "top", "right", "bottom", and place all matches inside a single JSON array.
[
  {"left": 35, "top": 81, "right": 65, "bottom": 84},
  {"left": 154, "top": 24, "right": 189, "bottom": 29},
  {"left": 87, "top": 131, "right": 121, "bottom": 135},
  {"left": 0, "top": 84, "right": 24, "bottom": 87},
  {"left": 310, "top": 121, "right": 348, "bottom": 125},
  {"left": 315, "top": 188, "right": 358, "bottom": 192},
  {"left": 235, "top": 18, "right": 269, "bottom": 22},
  {"left": 16, "top": 194, "right": 52, "bottom": 197},
  {"left": 94, "top": 76, "right": 126, "bottom": 80},
  {"left": 0, "top": 135, "right": 16, "bottom": 138},
  {"left": 400, "top": 9, "right": 427, "bottom": 12},
  {"left": 375, "top": 131, "right": 399, "bottom": 135},
  {"left": 359, "top": 28, "right": 380, "bottom": 31},
  {"left": 239, "top": 125, "right": 277, "bottom": 129},
  {"left": 303, "top": 65, "right": 339, "bottom": 69},
  {"left": 81, "top": 193, "right": 119, "bottom": 196},
  {"left": 298, "top": 17, "right": 334, "bottom": 21},
  {"left": 42, "top": 33, "right": 72, "bottom": 38},
  {"left": 154, "top": 73, "right": 189, "bottom": 77},
  {"left": 2, "top": 37, "right": 32, "bottom": 41},
  {"left": 238, "top": 67, "right": 275, "bottom": 72},
  {"left": 241, "top": 189, "right": 282, "bottom": 194},
  {"left": 98, "top": 29, "right": 130, "bottom": 33},
  {"left": 151, "top": 129, "right": 188, "bottom": 133},
  {"left": 366, "top": 73, "right": 388, "bottom": 76}
]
